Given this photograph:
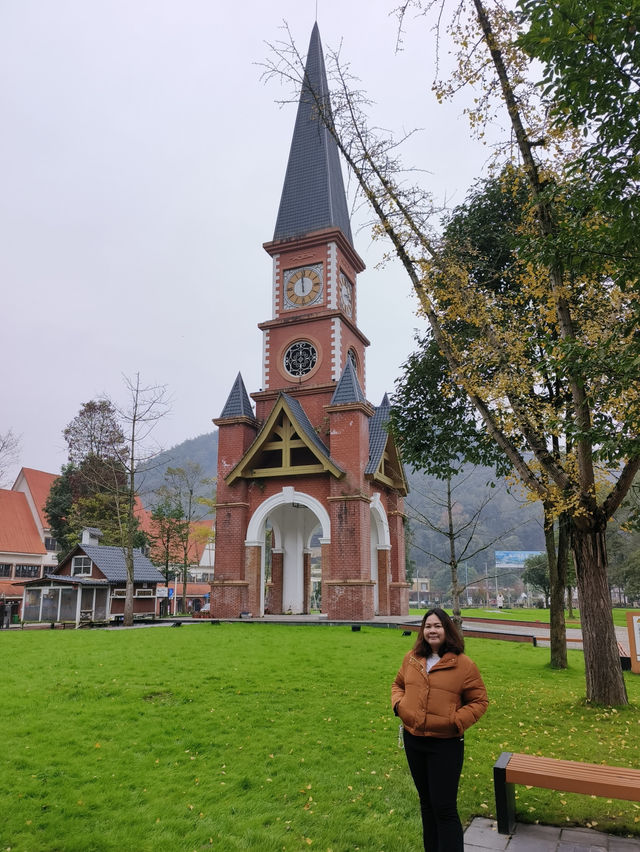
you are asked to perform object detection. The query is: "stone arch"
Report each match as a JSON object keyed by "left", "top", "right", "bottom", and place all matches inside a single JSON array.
[
  {"left": 245, "top": 486, "right": 331, "bottom": 544},
  {"left": 245, "top": 486, "right": 331, "bottom": 615},
  {"left": 370, "top": 492, "right": 391, "bottom": 547}
]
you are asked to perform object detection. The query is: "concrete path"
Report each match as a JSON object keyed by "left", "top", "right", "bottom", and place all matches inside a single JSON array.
[
  {"left": 456, "top": 614, "right": 631, "bottom": 651},
  {"left": 464, "top": 817, "right": 640, "bottom": 851},
  {"left": 101, "top": 612, "right": 632, "bottom": 652}
]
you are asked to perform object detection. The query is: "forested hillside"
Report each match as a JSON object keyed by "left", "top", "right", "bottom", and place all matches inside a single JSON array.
[
  {"left": 137, "top": 431, "right": 218, "bottom": 505},
  {"left": 404, "top": 467, "right": 544, "bottom": 592}
]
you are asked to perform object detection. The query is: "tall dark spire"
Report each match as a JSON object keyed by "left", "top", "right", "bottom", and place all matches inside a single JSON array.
[{"left": 273, "top": 23, "right": 353, "bottom": 245}]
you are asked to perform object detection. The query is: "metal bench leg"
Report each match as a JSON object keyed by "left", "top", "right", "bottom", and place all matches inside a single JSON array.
[{"left": 494, "top": 752, "right": 516, "bottom": 834}]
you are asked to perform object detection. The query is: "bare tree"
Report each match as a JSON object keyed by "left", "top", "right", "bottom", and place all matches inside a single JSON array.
[
  {"left": 408, "top": 471, "right": 529, "bottom": 624},
  {"left": 62, "top": 377, "right": 170, "bottom": 625},
  {"left": 0, "top": 429, "right": 21, "bottom": 488},
  {"left": 111, "top": 375, "right": 171, "bottom": 625},
  {"left": 163, "top": 463, "right": 213, "bottom": 614}
]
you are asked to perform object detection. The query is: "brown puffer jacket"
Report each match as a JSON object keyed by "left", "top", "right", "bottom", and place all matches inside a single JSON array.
[{"left": 391, "top": 651, "right": 488, "bottom": 738}]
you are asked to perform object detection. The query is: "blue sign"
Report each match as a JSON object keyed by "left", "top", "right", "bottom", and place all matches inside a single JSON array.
[{"left": 495, "top": 550, "right": 544, "bottom": 568}]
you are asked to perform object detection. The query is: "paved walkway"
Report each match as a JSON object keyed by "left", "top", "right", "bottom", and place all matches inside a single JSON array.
[
  {"left": 465, "top": 817, "right": 640, "bottom": 851},
  {"left": 100, "top": 612, "right": 632, "bottom": 651},
  {"left": 457, "top": 615, "right": 631, "bottom": 651}
]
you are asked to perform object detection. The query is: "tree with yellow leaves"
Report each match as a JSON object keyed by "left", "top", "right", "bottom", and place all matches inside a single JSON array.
[{"left": 265, "top": 0, "right": 639, "bottom": 704}]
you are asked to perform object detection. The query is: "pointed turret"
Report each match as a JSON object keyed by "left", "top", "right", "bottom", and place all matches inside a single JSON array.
[
  {"left": 330, "top": 357, "right": 367, "bottom": 406},
  {"left": 273, "top": 23, "right": 353, "bottom": 245},
  {"left": 218, "top": 373, "right": 256, "bottom": 421}
]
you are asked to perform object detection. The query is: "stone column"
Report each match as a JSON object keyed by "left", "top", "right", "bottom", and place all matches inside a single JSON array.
[{"left": 303, "top": 551, "right": 311, "bottom": 614}]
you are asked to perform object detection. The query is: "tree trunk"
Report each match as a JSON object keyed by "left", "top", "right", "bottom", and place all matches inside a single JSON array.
[
  {"left": 572, "top": 525, "right": 627, "bottom": 705},
  {"left": 182, "top": 563, "right": 188, "bottom": 615},
  {"left": 124, "top": 549, "right": 135, "bottom": 627},
  {"left": 451, "top": 566, "right": 462, "bottom": 628},
  {"left": 446, "top": 477, "right": 463, "bottom": 628},
  {"left": 566, "top": 583, "right": 574, "bottom": 618},
  {"left": 557, "top": 510, "right": 571, "bottom": 607},
  {"left": 545, "top": 505, "right": 567, "bottom": 669},
  {"left": 123, "top": 493, "right": 135, "bottom": 626}
]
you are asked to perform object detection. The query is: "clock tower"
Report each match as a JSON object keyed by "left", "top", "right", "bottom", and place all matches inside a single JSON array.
[{"left": 212, "top": 23, "right": 409, "bottom": 621}]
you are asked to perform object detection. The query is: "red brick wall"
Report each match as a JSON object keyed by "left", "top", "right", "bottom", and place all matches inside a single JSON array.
[
  {"left": 245, "top": 545, "right": 261, "bottom": 615},
  {"left": 266, "top": 551, "right": 283, "bottom": 614},
  {"left": 327, "top": 495, "right": 371, "bottom": 583},
  {"left": 210, "top": 580, "right": 249, "bottom": 617},
  {"left": 324, "top": 580, "right": 375, "bottom": 620},
  {"left": 376, "top": 547, "right": 391, "bottom": 616},
  {"left": 327, "top": 406, "right": 371, "bottom": 488}
]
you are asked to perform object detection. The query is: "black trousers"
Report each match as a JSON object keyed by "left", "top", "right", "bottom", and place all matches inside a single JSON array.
[{"left": 403, "top": 730, "right": 465, "bottom": 852}]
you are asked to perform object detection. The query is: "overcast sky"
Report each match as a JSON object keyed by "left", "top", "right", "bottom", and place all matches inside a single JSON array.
[{"left": 1, "top": 0, "right": 500, "bottom": 483}]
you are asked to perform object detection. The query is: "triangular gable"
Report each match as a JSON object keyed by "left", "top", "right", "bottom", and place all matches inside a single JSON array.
[
  {"left": 54, "top": 544, "right": 108, "bottom": 581},
  {"left": 226, "top": 394, "right": 344, "bottom": 484},
  {"left": 369, "top": 434, "right": 408, "bottom": 495},
  {"left": 365, "top": 395, "right": 408, "bottom": 495},
  {"left": 15, "top": 468, "right": 58, "bottom": 530},
  {"left": 0, "top": 490, "right": 46, "bottom": 554}
]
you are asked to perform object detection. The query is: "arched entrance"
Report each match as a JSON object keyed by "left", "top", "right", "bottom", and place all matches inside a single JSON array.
[{"left": 245, "top": 487, "right": 330, "bottom": 615}]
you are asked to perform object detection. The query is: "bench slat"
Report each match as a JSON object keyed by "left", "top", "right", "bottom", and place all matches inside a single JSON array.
[{"left": 506, "top": 753, "right": 640, "bottom": 801}]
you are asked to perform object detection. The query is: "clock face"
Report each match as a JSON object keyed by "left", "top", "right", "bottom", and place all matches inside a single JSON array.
[
  {"left": 284, "top": 340, "right": 318, "bottom": 377},
  {"left": 284, "top": 265, "right": 323, "bottom": 308},
  {"left": 339, "top": 273, "right": 353, "bottom": 317}
]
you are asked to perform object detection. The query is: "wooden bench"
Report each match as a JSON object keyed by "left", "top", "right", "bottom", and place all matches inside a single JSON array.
[{"left": 493, "top": 751, "right": 640, "bottom": 834}]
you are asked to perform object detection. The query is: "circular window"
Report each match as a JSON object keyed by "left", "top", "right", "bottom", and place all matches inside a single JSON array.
[{"left": 284, "top": 340, "right": 318, "bottom": 377}]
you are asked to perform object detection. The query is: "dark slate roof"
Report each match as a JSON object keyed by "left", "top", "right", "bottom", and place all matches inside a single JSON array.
[
  {"left": 330, "top": 358, "right": 367, "bottom": 405},
  {"left": 77, "top": 545, "right": 164, "bottom": 583},
  {"left": 281, "top": 392, "right": 335, "bottom": 463},
  {"left": 219, "top": 373, "right": 256, "bottom": 420},
  {"left": 19, "top": 574, "right": 108, "bottom": 587},
  {"left": 366, "top": 393, "right": 391, "bottom": 475},
  {"left": 273, "top": 23, "right": 353, "bottom": 245}
]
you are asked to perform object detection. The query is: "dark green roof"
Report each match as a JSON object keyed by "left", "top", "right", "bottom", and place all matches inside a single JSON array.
[{"left": 273, "top": 23, "right": 353, "bottom": 245}]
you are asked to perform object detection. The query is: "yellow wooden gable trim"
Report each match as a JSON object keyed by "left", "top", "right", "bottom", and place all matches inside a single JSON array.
[
  {"left": 370, "top": 435, "right": 408, "bottom": 496},
  {"left": 226, "top": 396, "right": 344, "bottom": 484}
]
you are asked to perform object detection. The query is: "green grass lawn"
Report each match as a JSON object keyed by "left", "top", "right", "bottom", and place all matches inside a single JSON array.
[
  {"left": 2, "top": 624, "right": 639, "bottom": 851},
  {"left": 409, "top": 607, "right": 636, "bottom": 628}
]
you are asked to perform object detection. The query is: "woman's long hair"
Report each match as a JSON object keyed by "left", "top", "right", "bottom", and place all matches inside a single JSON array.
[{"left": 413, "top": 607, "right": 464, "bottom": 657}]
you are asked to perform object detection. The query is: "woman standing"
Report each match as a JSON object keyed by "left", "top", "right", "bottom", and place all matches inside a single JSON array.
[{"left": 392, "top": 608, "right": 488, "bottom": 851}]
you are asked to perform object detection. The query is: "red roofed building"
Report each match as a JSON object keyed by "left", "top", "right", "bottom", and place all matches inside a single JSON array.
[
  {"left": 0, "top": 468, "right": 60, "bottom": 621},
  {"left": 1, "top": 467, "right": 216, "bottom": 622}
]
